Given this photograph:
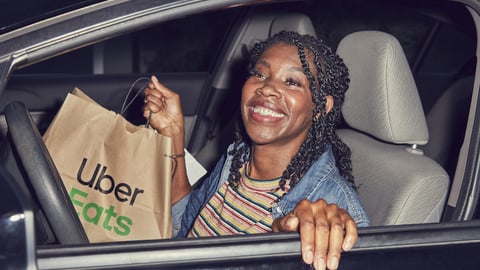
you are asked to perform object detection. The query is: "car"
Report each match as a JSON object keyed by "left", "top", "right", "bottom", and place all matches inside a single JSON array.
[{"left": 1, "top": 0, "right": 480, "bottom": 269}]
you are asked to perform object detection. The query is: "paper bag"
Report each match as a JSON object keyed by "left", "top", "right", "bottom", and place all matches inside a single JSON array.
[{"left": 43, "top": 88, "right": 172, "bottom": 242}]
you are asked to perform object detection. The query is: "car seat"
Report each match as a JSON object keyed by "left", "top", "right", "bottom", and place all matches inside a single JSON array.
[
  {"left": 422, "top": 73, "right": 474, "bottom": 175},
  {"left": 335, "top": 31, "right": 450, "bottom": 226}
]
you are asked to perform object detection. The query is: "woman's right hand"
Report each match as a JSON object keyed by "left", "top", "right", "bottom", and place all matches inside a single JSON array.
[
  {"left": 144, "top": 75, "right": 191, "bottom": 203},
  {"left": 143, "top": 75, "right": 185, "bottom": 138}
]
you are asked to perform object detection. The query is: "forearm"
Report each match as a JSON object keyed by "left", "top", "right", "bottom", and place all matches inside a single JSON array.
[{"left": 169, "top": 128, "right": 191, "bottom": 204}]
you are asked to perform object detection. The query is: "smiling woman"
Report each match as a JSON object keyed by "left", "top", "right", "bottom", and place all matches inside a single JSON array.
[{"left": 143, "top": 30, "right": 368, "bottom": 270}]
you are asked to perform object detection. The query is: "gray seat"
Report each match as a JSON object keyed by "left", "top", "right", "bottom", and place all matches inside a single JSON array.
[
  {"left": 336, "top": 31, "right": 450, "bottom": 226},
  {"left": 423, "top": 75, "right": 474, "bottom": 172},
  {"left": 269, "top": 12, "right": 316, "bottom": 36}
]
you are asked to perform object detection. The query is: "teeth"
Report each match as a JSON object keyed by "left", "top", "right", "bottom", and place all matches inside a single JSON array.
[{"left": 252, "top": 106, "right": 284, "bottom": 118}]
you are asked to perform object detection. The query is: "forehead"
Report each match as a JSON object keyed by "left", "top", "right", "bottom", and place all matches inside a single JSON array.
[
  {"left": 259, "top": 42, "right": 319, "bottom": 80},
  {"left": 256, "top": 43, "right": 304, "bottom": 69},
  {"left": 261, "top": 43, "right": 299, "bottom": 58}
]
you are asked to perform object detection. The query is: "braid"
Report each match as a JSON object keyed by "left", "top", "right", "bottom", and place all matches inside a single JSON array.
[
  {"left": 227, "top": 121, "right": 249, "bottom": 189},
  {"left": 228, "top": 31, "right": 355, "bottom": 190}
]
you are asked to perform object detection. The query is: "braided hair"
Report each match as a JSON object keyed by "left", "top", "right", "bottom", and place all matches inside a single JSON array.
[{"left": 227, "top": 30, "right": 354, "bottom": 191}]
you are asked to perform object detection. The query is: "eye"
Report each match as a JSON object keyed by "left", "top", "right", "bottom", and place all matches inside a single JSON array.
[
  {"left": 249, "top": 70, "right": 266, "bottom": 80},
  {"left": 285, "top": 78, "right": 301, "bottom": 87}
]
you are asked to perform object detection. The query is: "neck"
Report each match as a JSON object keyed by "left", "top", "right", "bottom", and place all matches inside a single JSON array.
[{"left": 248, "top": 143, "right": 299, "bottom": 180}]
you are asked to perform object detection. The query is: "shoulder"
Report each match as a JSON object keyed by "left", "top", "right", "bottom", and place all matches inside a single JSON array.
[{"left": 285, "top": 147, "right": 370, "bottom": 226}]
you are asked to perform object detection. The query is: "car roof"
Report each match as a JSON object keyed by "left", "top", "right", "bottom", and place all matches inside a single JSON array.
[{"left": 0, "top": 0, "right": 106, "bottom": 35}]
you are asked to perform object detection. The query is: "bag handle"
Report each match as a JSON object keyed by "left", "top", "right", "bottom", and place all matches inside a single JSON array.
[{"left": 120, "top": 77, "right": 151, "bottom": 116}]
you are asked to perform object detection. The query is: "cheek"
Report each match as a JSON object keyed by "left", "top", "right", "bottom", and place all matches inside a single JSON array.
[
  {"left": 241, "top": 81, "right": 254, "bottom": 101},
  {"left": 240, "top": 85, "right": 252, "bottom": 119},
  {"left": 287, "top": 94, "right": 315, "bottom": 118}
]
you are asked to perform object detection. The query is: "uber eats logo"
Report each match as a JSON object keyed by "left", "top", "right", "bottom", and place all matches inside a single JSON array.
[{"left": 69, "top": 158, "right": 144, "bottom": 236}]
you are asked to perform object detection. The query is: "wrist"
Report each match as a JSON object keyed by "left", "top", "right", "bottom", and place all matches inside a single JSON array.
[{"left": 154, "top": 123, "right": 184, "bottom": 138}]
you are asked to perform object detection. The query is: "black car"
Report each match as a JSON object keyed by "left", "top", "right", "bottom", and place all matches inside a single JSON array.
[{"left": 1, "top": 0, "right": 480, "bottom": 269}]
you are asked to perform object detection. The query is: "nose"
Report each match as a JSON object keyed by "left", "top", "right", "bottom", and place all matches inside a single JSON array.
[{"left": 255, "top": 81, "right": 281, "bottom": 98}]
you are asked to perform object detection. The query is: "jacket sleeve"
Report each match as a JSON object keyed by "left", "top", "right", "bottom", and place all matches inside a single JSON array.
[
  {"left": 172, "top": 154, "right": 227, "bottom": 237},
  {"left": 171, "top": 192, "right": 192, "bottom": 237}
]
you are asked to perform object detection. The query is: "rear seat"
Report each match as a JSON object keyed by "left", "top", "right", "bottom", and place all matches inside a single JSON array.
[{"left": 422, "top": 68, "right": 475, "bottom": 176}]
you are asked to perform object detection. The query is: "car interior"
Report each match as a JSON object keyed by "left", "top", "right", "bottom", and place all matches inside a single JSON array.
[{"left": 0, "top": 0, "right": 476, "bottom": 253}]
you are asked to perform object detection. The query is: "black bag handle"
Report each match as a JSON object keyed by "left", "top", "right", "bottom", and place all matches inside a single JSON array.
[{"left": 120, "top": 77, "right": 150, "bottom": 116}]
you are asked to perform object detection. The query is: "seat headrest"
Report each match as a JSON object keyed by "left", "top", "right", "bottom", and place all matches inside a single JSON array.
[
  {"left": 269, "top": 13, "right": 317, "bottom": 37},
  {"left": 337, "top": 31, "right": 429, "bottom": 145}
]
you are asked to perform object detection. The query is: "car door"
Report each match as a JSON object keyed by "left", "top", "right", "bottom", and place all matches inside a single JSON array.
[{"left": 33, "top": 221, "right": 480, "bottom": 269}]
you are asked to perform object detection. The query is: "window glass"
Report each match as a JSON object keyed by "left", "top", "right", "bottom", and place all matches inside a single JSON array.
[
  {"left": 135, "top": 9, "right": 238, "bottom": 73},
  {"left": 16, "top": 8, "right": 238, "bottom": 74}
]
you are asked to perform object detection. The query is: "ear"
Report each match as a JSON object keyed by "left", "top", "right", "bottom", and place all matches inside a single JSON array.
[
  {"left": 325, "top": 95, "right": 334, "bottom": 114},
  {"left": 315, "top": 95, "right": 334, "bottom": 119}
]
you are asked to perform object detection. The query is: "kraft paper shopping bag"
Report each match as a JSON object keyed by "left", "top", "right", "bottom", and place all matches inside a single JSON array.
[{"left": 43, "top": 88, "right": 172, "bottom": 242}]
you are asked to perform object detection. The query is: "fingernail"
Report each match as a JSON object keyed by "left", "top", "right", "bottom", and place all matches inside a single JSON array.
[
  {"left": 314, "top": 258, "right": 326, "bottom": 270},
  {"left": 343, "top": 238, "right": 353, "bottom": 251},
  {"left": 286, "top": 217, "right": 294, "bottom": 227},
  {"left": 304, "top": 250, "right": 313, "bottom": 264},
  {"left": 328, "top": 256, "right": 339, "bottom": 270}
]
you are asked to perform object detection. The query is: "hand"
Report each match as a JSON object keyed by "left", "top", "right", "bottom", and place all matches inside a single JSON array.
[
  {"left": 272, "top": 199, "right": 357, "bottom": 270},
  {"left": 143, "top": 75, "right": 184, "bottom": 137}
]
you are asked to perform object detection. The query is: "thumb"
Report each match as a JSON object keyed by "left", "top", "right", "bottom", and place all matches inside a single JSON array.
[
  {"left": 272, "top": 213, "right": 299, "bottom": 232},
  {"left": 151, "top": 75, "right": 176, "bottom": 99}
]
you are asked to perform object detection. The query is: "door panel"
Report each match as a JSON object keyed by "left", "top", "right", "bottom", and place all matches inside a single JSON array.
[
  {"left": 0, "top": 72, "right": 209, "bottom": 144},
  {"left": 35, "top": 221, "right": 480, "bottom": 269}
]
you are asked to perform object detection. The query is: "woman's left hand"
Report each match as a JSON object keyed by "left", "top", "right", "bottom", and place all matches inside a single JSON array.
[{"left": 272, "top": 199, "right": 357, "bottom": 270}]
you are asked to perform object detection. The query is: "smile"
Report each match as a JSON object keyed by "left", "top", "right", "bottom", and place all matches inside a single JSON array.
[{"left": 251, "top": 106, "right": 285, "bottom": 118}]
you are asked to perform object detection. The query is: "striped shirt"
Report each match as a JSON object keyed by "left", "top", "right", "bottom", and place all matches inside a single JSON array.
[{"left": 188, "top": 165, "right": 285, "bottom": 237}]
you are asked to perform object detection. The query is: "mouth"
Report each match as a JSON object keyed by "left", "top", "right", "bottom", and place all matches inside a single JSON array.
[{"left": 250, "top": 105, "right": 285, "bottom": 118}]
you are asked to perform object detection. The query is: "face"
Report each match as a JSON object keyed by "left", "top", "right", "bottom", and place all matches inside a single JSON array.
[{"left": 241, "top": 43, "right": 316, "bottom": 148}]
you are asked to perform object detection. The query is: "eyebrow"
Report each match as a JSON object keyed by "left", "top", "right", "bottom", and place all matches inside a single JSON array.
[
  {"left": 257, "top": 60, "right": 270, "bottom": 68},
  {"left": 257, "top": 59, "right": 304, "bottom": 73}
]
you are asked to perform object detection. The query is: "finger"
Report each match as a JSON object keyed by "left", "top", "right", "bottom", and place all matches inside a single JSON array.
[
  {"left": 150, "top": 75, "right": 177, "bottom": 99},
  {"left": 310, "top": 201, "right": 328, "bottom": 270},
  {"left": 143, "top": 107, "right": 151, "bottom": 118},
  {"left": 145, "top": 92, "right": 165, "bottom": 108},
  {"left": 143, "top": 103, "right": 161, "bottom": 117},
  {"left": 144, "top": 86, "right": 162, "bottom": 99},
  {"left": 294, "top": 200, "right": 316, "bottom": 267},
  {"left": 325, "top": 206, "right": 344, "bottom": 270},
  {"left": 272, "top": 213, "right": 299, "bottom": 232},
  {"left": 143, "top": 81, "right": 165, "bottom": 111},
  {"left": 143, "top": 78, "right": 163, "bottom": 95},
  {"left": 145, "top": 91, "right": 165, "bottom": 107},
  {"left": 341, "top": 213, "right": 358, "bottom": 251}
]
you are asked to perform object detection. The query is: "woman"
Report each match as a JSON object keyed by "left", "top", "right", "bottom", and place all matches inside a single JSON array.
[{"left": 144, "top": 31, "right": 369, "bottom": 270}]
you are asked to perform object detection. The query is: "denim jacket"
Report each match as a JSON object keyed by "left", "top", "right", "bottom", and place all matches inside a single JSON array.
[{"left": 172, "top": 143, "right": 369, "bottom": 237}]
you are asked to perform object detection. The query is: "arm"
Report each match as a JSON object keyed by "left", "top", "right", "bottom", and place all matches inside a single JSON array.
[
  {"left": 143, "top": 75, "right": 191, "bottom": 204},
  {"left": 272, "top": 199, "right": 357, "bottom": 270}
]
